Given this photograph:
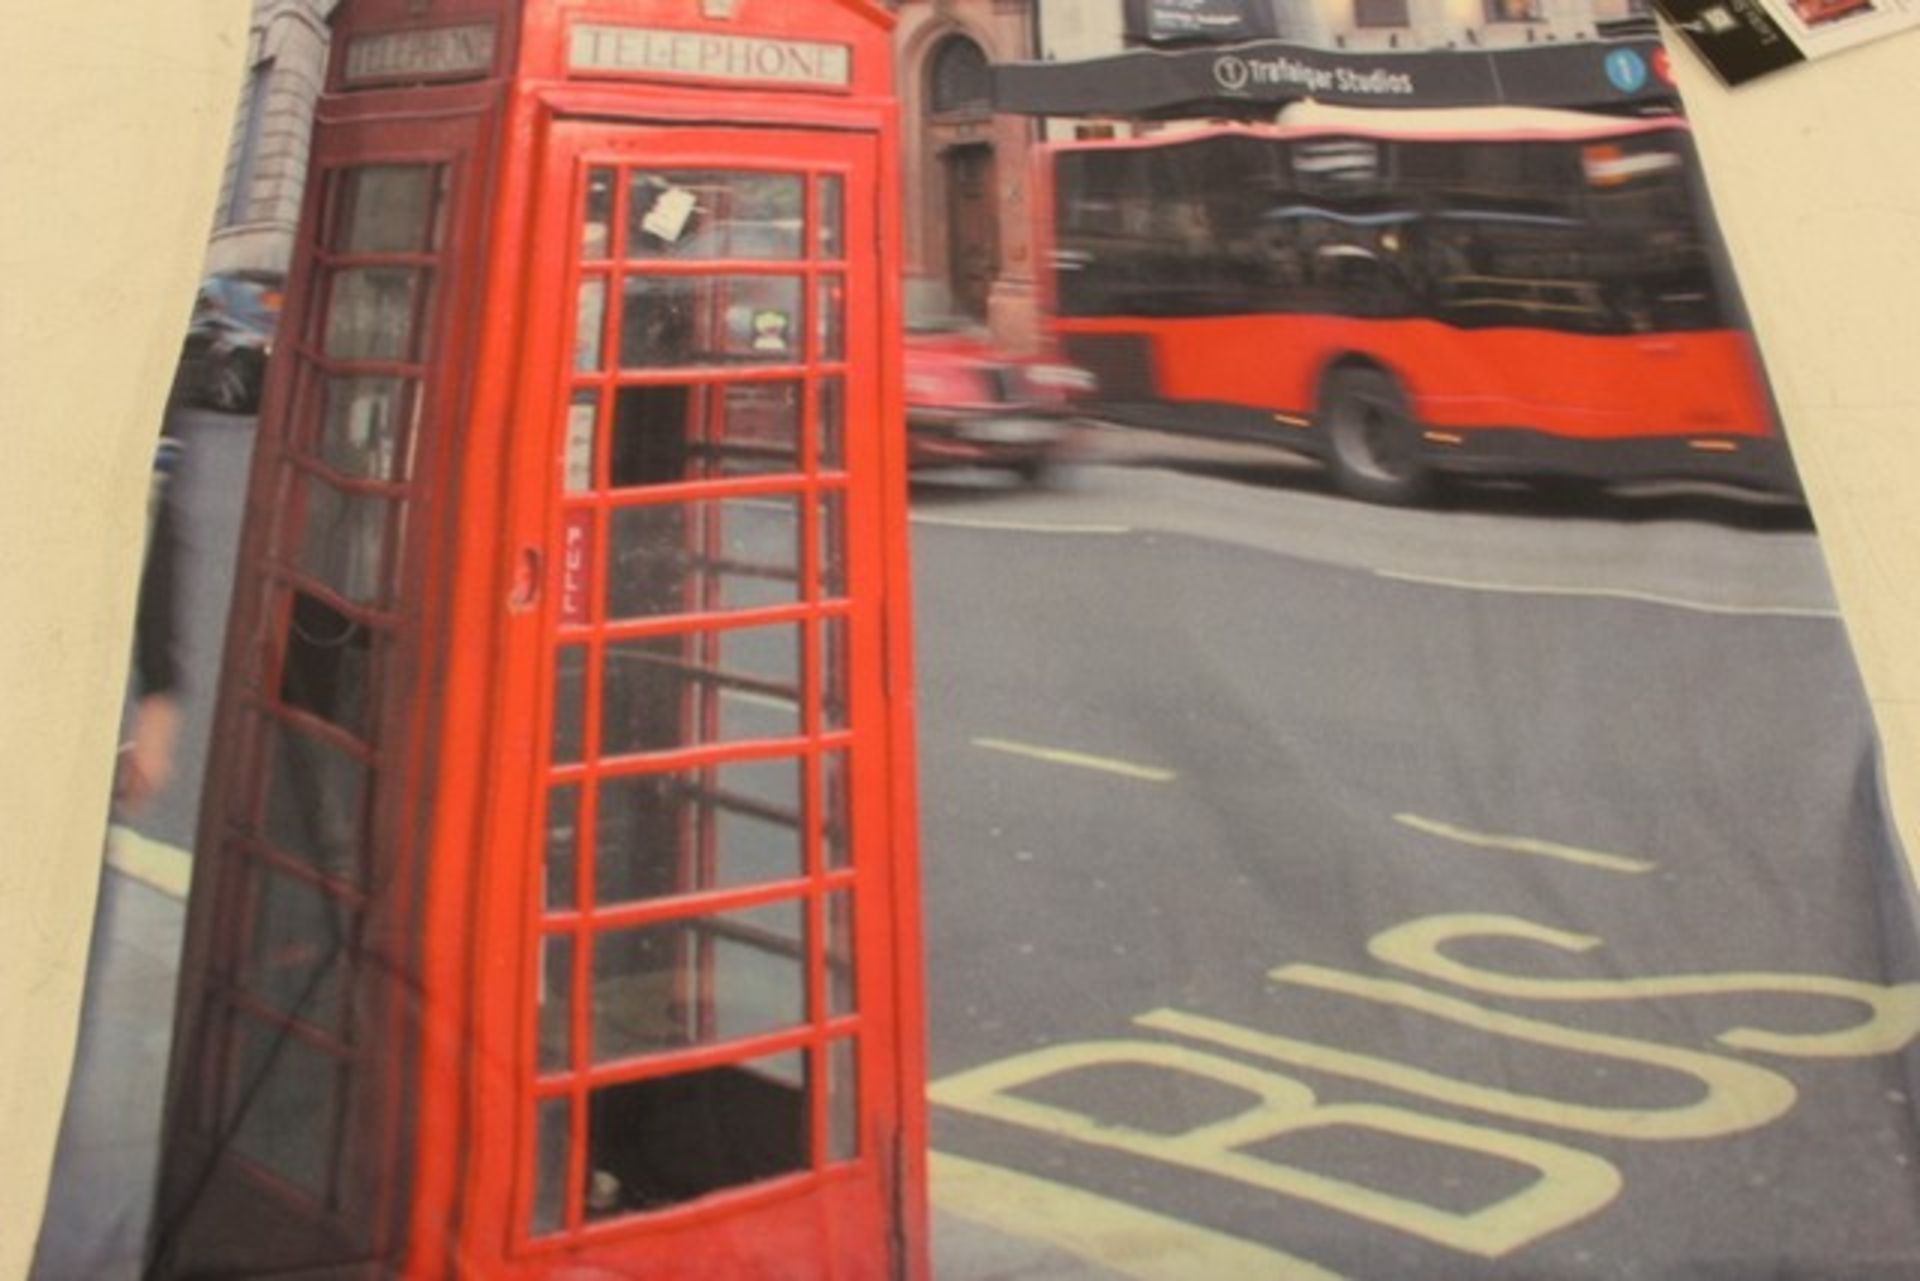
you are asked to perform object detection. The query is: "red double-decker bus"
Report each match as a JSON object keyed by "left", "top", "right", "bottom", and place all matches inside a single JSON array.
[{"left": 1041, "top": 104, "right": 1798, "bottom": 505}]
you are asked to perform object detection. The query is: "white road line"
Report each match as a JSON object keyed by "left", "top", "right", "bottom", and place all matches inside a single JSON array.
[
  {"left": 911, "top": 514, "right": 1133, "bottom": 535},
  {"left": 722, "top": 688, "right": 801, "bottom": 714},
  {"left": 931, "top": 1151, "right": 1348, "bottom": 1281},
  {"left": 973, "top": 737, "right": 1177, "bottom": 783},
  {"left": 1372, "top": 568, "right": 1840, "bottom": 620},
  {"left": 1395, "top": 813, "right": 1656, "bottom": 875},
  {"left": 105, "top": 825, "right": 193, "bottom": 898}
]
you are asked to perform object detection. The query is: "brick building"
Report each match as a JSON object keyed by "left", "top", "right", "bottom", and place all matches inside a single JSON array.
[{"left": 892, "top": 1, "right": 1045, "bottom": 347}]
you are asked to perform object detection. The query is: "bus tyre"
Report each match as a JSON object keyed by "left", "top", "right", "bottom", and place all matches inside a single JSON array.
[{"left": 1320, "top": 367, "right": 1432, "bottom": 506}]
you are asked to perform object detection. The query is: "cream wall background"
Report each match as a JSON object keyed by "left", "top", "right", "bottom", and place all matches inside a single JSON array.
[
  {"left": 0, "top": 3, "right": 247, "bottom": 1274},
  {"left": 0, "top": 4, "right": 1914, "bottom": 1265},
  {"left": 1667, "top": 39, "right": 1920, "bottom": 872}
]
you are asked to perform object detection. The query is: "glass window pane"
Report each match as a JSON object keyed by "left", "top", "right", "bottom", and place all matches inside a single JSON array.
[
  {"left": 828, "top": 1039, "right": 860, "bottom": 1162},
  {"left": 610, "top": 381, "right": 803, "bottom": 485},
  {"left": 334, "top": 164, "right": 437, "bottom": 253},
  {"left": 325, "top": 267, "right": 423, "bottom": 362},
  {"left": 826, "top": 890, "right": 856, "bottom": 1019},
  {"left": 815, "top": 274, "right": 845, "bottom": 362},
  {"left": 243, "top": 866, "right": 350, "bottom": 1032},
  {"left": 817, "top": 175, "right": 844, "bottom": 260},
  {"left": 583, "top": 167, "right": 615, "bottom": 259},
  {"left": 817, "top": 376, "right": 845, "bottom": 471},
  {"left": 596, "top": 757, "right": 805, "bottom": 905},
  {"left": 819, "top": 491, "right": 847, "bottom": 600},
  {"left": 602, "top": 624, "right": 803, "bottom": 758},
  {"left": 823, "top": 751, "right": 852, "bottom": 871},
  {"left": 280, "top": 590, "right": 373, "bottom": 739},
  {"left": 265, "top": 722, "right": 367, "bottom": 885},
  {"left": 823, "top": 617, "right": 850, "bottom": 733},
  {"left": 565, "top": 392, "right": 597, "bottom": 493},
  {"left": 620, "top": 276, "right": 802, "bottom": 368},
  {"left": 607, "top": 497, "right": 803, "bottom": 620},
  {"left": 576, "top": 278, "right": 607, "bottom": 372},
  {"left": 227, "top": 1017, "right": 340, "bottom": 1197},
  {"left": 546, "top": 784, "right": 579, "bottom": 912},
  {"left": 318, "top": 375, "right": 413, "bottom": 481},
  {"left": 585, "top": 1049, "right": 807, "bottom": 1217},
  {"left": 592, "top": 901, "right": 805, "bottom": 1062},
  {"left": 540, "top": 933, "right": 574, "bottom": 1073},
  {"left": 532, "top": 1096, "right": 571, "bottom": 1236},
  {"left": 554, "top": 644, "right": 586, "bottom": 765},
  {"left": 298, "top": 478, "right": 392, "bottom": 607},
  {"left": 628, "top": 172, "right": 804, "bottom": 260}
]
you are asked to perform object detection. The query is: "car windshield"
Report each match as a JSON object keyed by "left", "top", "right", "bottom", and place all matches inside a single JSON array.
[
  {"left": 224, "top": 278, "right": 284, "bottom": 326},
  {"left": 904, "top": 279, "right": 971, "bottom": 335}
]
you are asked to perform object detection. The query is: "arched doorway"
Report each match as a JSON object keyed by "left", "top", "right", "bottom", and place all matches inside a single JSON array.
[{"left": 926, "top": 35, "right": 996, "bottom": 322}]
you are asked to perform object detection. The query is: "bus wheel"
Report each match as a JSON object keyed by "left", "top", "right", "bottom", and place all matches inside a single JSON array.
[{"left": 1320, "top": 367, "right": 1432, "bottom": 506}]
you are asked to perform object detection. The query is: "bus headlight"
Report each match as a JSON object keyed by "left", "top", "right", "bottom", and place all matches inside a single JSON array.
[{"left": 1027, "top": 363, "right": 1096, "bottom": 393}]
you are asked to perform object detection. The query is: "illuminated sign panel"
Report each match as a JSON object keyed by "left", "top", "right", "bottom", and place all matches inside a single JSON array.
[{"left": 569, "top": 24, "right": 853, "bottom": 90}]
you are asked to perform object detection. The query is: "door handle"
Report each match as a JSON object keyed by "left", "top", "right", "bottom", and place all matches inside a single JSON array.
[{"left": 508, "top": 546, "right": 543, "bottom": 612}]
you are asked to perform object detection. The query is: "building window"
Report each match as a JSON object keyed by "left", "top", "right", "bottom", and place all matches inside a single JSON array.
[
  {"left": 224, "top": 58, "right": 276, "bottom": 228},
  {"left": 928, "top": 36, "right": 991, "bottom": 118},
  {"left": 1353, "top": 0, "right": 1412, "bottom": 27},
  {"left": 1485, "top": 0, "right": 1547, "bottom": 18}
]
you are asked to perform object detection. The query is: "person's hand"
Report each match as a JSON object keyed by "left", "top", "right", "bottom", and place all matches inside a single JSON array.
[{"left": 117, "top": 693, "right": 181, "bottom": 814}]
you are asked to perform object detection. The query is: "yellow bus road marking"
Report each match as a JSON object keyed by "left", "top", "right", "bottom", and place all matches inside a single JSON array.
[
  {"left": 931, "top": 1150, "right": 1349, "bottom": 1281},
  {"left": 1371, "top": 568, "right": 1839, "bottom": 621},
  {"left": 973, "top": 737, "right": 1178, "bottom": 783},
  {"left": 1394, "top": 814, "right": 1656, "bottom": 875},
  {"left": 106, "top": 825, "right": 192, "bottom": 899},
  {"left": 933, "top": 1040, "right": 1621, "bottom": 1258},
  {"left": 911, "top": 514, "right": 1134, "bottom": 535}
]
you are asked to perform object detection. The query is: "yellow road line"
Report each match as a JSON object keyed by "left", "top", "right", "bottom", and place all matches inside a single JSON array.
[
  {"left": 1372, "top": 568, "right": 1838, "bottom": 620},
  {"left": 1394, "top": 814, "right": 1656, "bottom": 875},
  {"left": 912, "top": 514, "right": 1133, "bottom": 535},
  {"left": 973, "top": 737, "right": 1177, "bottom": 783},
  {"left": 931, "top": 1150, "right": 1348, "bottom": 1281},
  {"left": 105, "top": 825, "right": 192, "bottom": 898}
]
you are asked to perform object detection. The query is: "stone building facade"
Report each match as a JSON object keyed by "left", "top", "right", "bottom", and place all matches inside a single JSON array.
[
  {"left": 201, "top": 0, "right": 341, "bottom": 276},
  {"left": 1041, "top": 0, "right": 1651, "bottom": 60}
]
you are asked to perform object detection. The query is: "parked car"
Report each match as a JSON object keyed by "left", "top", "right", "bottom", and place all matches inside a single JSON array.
[
  {"left": 903, "top": 279, "right": 1094, "bottom": 484},
  {"left": 179, "top": 270, "right": 284, "bottom": 413}
]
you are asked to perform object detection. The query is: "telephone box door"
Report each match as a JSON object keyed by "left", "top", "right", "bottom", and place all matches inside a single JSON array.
[{"left": 470, "top": 118, "right": 920, "bottom": 1275}]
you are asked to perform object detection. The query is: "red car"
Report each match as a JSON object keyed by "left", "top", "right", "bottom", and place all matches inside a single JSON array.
[{"left": 903, "top": 280, "right": 1094, "bottom": 484}]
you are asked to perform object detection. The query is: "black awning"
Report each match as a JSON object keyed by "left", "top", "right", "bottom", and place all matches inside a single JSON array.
[{"left": 992, "top": 38, "right": 1676, "bottom": 118}]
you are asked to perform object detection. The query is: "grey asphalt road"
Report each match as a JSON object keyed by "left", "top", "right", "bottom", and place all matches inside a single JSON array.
[
  {"left": 911, "top": 442, "right": 1920, "bottom": 1278},
  {"left": 136, "top": 405, "right": 255, "bottom": 853},
  {"left": 115, "top": 416, "right": 1920, "bottom": 1278}
]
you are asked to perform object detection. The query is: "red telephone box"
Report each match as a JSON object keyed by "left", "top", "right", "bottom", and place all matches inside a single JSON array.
[{"left": 149, "top": 3, "right": 926, "bottom": 1276}]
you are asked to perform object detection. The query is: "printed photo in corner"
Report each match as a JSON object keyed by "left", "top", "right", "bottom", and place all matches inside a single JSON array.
[{"left": 1656, "top": 0, "right": 1918, "bottom": 85}]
